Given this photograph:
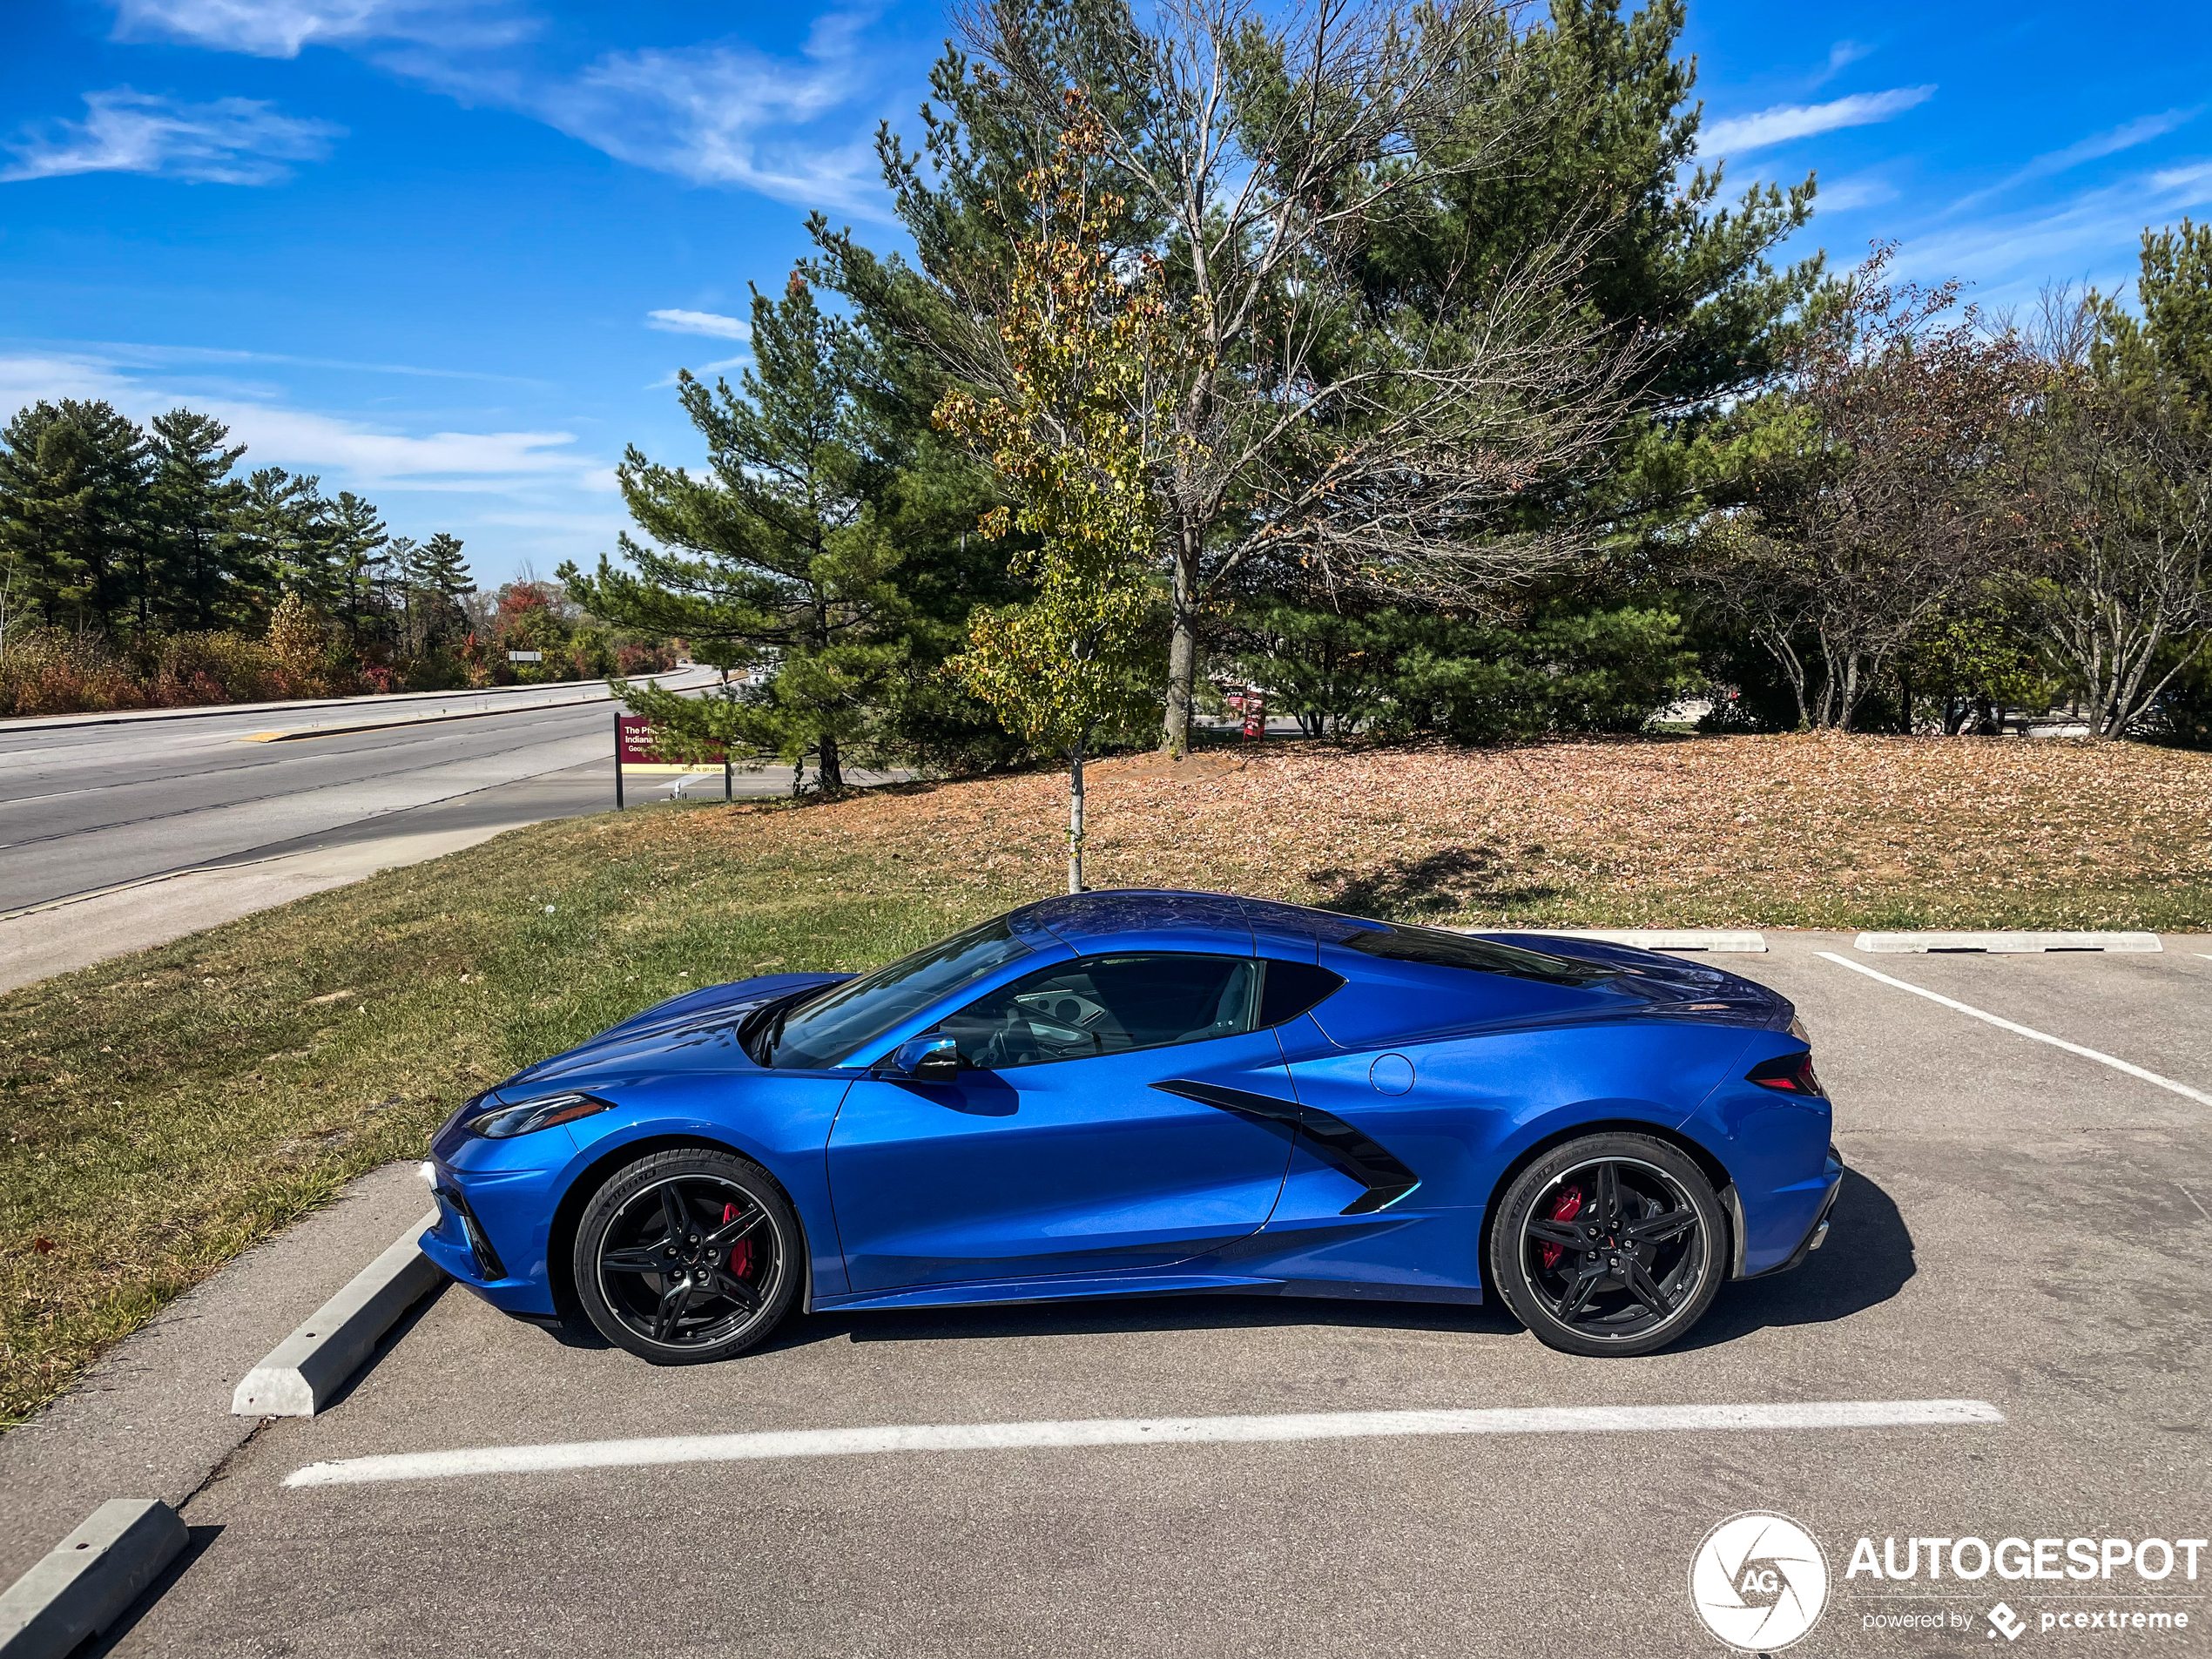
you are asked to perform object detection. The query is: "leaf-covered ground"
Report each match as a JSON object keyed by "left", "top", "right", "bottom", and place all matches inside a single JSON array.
[
  {"left": 3, "top": 731, "right": 2207, "bottom": 1424},
  {"left": 689, "top": 732, "right": 2212, "bottom": 932}
]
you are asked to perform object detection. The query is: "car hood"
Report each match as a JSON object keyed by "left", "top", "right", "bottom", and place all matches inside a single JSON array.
[{"left": 497, "top": 971, "right": 853, "bottom": 1091}]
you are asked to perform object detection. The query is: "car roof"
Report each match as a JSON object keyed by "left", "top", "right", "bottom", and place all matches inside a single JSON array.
[{"left": 1005, "top": 888, "right": 1377, "bottom": 955}]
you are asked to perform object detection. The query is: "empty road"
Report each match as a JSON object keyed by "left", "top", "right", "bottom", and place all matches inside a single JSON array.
[{"left": 0, "top": 673, "right": 870, "bottom": 989}]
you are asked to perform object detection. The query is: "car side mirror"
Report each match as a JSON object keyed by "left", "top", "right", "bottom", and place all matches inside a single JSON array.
[{"left": 883, "top": 1033, "right": 961, "bottom": 1082}]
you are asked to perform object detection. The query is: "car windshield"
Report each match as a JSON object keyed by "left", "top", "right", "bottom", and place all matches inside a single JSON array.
[{"left": 759, "top": 917, "right": 1032, "bottom": 1069}]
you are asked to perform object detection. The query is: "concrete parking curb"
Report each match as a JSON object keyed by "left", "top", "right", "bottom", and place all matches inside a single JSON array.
[
  {"left": 1854, "top": 931, "right": 2163, "bottom": 954},
  {"left": 1506, "top": 929, "right": 1769, "bottom": 953},
  {"left": 0, "top": 1499, "right": 186, "bottom": 1659},
  {"left": 231, "top": 1210, "right": 442, "bottom": 1418}
]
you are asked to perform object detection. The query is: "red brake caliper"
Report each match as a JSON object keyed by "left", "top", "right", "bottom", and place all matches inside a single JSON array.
[
  {"left": 1539, "top": 1187, "right": 1584, "bottom": 1270},
  {"left": 720, "top": 1203, "right": 755, "bottom": 1279}
]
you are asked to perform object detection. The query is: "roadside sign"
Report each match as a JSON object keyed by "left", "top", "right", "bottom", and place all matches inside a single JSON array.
[
  {"left": 507, "top": 650, "right": 543, "bottom": 662},
  {"left": 614, "top": 713, "right": 732, "bottom": 808}
]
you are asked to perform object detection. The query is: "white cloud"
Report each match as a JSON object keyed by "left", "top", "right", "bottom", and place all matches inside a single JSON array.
[
  {"left": 1702, "top": 86, "right": 1936, "bottom": 158},
  {"left": 1814, "top": 40, "right": 1876, "bottom": 86},
  {"left": 210, "top": 404, "right": 594, "bottom": 487},
  {"left": 546, "top": 15, "right": 889, "bottom": 217},
  {"left": 1894, "top": 159, "right": 2212, "bottom": 299},
  {"left": 0, "top": 348, "right": 609, "bottom": 494},
  {"left": 2, "top": 88, "right": 341, "bottom": 185},
  {"left": 1812, "top": 175, "right": 1898, "bottom": 214},
  {"left": 98, "top": 1, "right": 897, "bottom": 216},
  {"left": 646, "top": 309, "right": 751, "bottom": 341},
  {"left": 1951, "top": 108, "right": 2202, "bottom": 213},
  {"left": 110, "top": 0, "right": 525, "bottom": 58}
]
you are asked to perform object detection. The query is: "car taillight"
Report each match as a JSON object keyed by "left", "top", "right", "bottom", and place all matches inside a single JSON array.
[{"left": 1748, "top": 1051, "right": 1825, "bottom": 1097}]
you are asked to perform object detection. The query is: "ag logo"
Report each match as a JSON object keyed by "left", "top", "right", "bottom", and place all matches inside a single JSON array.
[{"left": 1689, "top": 1512, "right": 1831, "bottom": 1651}]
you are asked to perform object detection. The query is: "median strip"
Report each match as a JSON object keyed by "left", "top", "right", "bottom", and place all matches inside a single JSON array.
[
  {"left": 285, "top": 1398, "right": 2003, "bottom": 1488},
  {"left": 240, "top": 691, "right": 624, "bottom": 743}
]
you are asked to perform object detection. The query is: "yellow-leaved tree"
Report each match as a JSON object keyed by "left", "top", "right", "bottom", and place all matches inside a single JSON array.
[{"left": 935, "top": 107, "right": 1190, "bottom": 894}]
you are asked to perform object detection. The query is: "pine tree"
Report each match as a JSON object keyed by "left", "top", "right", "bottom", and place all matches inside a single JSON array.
[
  {"left": 327, "top": 492, "right": 390, "bottom": 639},
  {"left": 0, "top": 400, "right": 150, "bottom": 634},
  {"left": 147, "top": 408, "right": 249, "bottom": 630},
  {"left": 563, "top": 273, "right": 938, "bottom": 791}
]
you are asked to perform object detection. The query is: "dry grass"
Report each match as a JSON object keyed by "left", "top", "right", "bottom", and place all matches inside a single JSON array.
[
  {"left": 683, "top": 732, "right": 2212, "bottom": 932},
  {"left": 3, "top": 731, "right": 2206, "bottom": 1425}
]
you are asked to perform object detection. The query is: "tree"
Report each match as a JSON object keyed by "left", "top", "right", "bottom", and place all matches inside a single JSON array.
[
  {"left": 0, "top": 400, "right": 150, "bottom": 634},
  {"left": 393, "top": 530, "right": 474, "bottom": 658},
  {"left": 819, "top": 0, "right": 1645, "bottom": 757},
  {"left": 1698, "top": 247, "right": 2034, "bottom": 729},
  {"left": 935, "top": 113, "right": 1164, "bottom": 892},
  {"left": 1364, "top": 0, "right": 1822, "bottom": 519},
  {"left": 563, "top": 273, "right": 924, "bottom": 791},
  {"left": 147, "top": 408, "right": 249, "bottom": 631},
  {"left": 326, "top": 491, "right": 390, "bottom": 639},
  {"left": 2015, "top": 222, "right": 2212, "bottom": 737}
]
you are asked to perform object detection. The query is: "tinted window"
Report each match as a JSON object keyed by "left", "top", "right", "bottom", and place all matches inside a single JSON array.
[
  {"left": 1343, "top": 924, "right": 1616, "bottom": 987},
  {"left": 767, "top": 918, "right": 1032, "bottom": 1069},
  {"left": 940, "top": 953, "right": 1258, "bottom": 1069},
  {"left": 1258, "top": 961, "right": 1345, "bottom": 1027}
]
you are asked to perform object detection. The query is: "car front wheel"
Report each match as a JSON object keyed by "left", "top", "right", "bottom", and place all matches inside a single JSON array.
[
  {"left": 1487, "top": 1132, "right": 1725, "bottom": 1358},
  {"left": 572, "top": 1148, "right": 800, "bottom": 1365}
]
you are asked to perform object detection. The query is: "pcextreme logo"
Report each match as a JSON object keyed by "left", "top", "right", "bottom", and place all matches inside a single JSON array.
[{"left": 1689, "top": 1511, "right": 1831, "bottom": 1651}]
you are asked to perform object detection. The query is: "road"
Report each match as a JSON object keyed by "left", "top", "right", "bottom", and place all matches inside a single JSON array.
[
  {"left": 67, "top": 933, "right": 2212, "bottom": 1658},
  {"left": 0, "top": 674, "right": 899, "bottom": 991}
]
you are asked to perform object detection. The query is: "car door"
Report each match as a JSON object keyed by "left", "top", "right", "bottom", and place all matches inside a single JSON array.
[{"left": 826, "top": 951, "right": 1301, "bottom": 1292}]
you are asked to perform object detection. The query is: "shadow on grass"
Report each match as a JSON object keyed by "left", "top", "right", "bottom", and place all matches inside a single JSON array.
[{"left": 1304, "top": 844, "right": 1560, "bottom": 921}]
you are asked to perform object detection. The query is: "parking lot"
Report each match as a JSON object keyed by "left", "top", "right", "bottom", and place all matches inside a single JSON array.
[{"left": 79, "top": 934, "right": 2212, "bottom": 1656}]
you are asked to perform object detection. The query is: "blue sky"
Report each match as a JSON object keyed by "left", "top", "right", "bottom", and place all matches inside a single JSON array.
[{"left": 4, "top": 0, "right": 2209, "bottom": 590}]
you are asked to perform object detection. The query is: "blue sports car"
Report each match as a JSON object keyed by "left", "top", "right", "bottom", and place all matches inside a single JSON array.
[{"left": 422, "top": 889, "right": 1840, "bottom": 1361}]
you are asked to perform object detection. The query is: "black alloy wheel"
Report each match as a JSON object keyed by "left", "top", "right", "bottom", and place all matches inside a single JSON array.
[
  {"left": 1487, "top": 1132, "right": 1725, "bottom": 1358},
  {"left": 573, "top": 1148, "right": 800, "bottom": 1364}
]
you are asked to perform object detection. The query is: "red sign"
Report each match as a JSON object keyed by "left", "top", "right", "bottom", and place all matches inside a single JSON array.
[{"left": 617, "top": 714, "right": 724, "bottom": 768}]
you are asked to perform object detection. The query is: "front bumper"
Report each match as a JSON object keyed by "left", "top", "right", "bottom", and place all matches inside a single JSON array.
[{"left": 420, "top": 1136, "right": 574, "bottom": 1318}]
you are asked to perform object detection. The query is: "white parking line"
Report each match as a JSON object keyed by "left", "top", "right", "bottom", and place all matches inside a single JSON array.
[
  {"left": 1817, "top": 951, "right": 2212, "bottom": 1109},
  {"left": 286, "top": 1399, "right": 2003, "bottom": 1488}
]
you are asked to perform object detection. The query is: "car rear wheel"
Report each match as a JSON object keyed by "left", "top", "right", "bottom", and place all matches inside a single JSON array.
[
  {"left": 1487, "top": 1132, "right": 1725, "bottom": 1358},
  {"left": 572, "top": 1148, "right": 799, "bottom": 1365}
]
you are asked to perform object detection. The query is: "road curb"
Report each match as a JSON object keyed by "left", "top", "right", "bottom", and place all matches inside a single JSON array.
[
  {"left": 232, "top": 1210, "right": 442, "bottom": 1418},
  {"left": 1506, "top": 929, "right": 1769, "bottom": 954},
  {"left": 0, "top": 1499, "right": 186, "bottom": 1659},
  {"left": 1854, "top": 931, "right": 2163, "bottom": 954},
  {"left": 239, "top": 692, "right": 623, "bottom": 743},
  {"left": 0, "top": 667, "right": 715, "bottom": 734}
]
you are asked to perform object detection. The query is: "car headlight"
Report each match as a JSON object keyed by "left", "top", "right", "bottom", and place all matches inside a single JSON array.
[{"left": 468, "top": 1092, "right": 615, "bottom": 1138}]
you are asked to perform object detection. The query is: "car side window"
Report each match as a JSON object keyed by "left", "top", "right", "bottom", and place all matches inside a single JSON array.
[{"left": 939, "top": 953, "right": 1259, "bottom": 1069}]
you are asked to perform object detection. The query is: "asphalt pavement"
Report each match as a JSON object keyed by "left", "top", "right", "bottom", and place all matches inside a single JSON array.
[
  {"left": 61, "top": 932, "right": 2212, "bottom": 1658},
  {"left": 0, "top": 674, "right": 901, "bottom": 992}
]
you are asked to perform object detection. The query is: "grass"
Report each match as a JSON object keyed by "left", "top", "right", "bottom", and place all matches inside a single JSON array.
[{"left": 4, "top": 730, "right": 2209, "bottom": 1426}]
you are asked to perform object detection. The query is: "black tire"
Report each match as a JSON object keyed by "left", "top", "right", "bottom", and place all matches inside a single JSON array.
[
  {"left": 572, "top": 1147, "right": 800, "bottom": 1365},
  {"left": 1487, "top": 1132, "right": 1725, "bottom": 1358}
]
